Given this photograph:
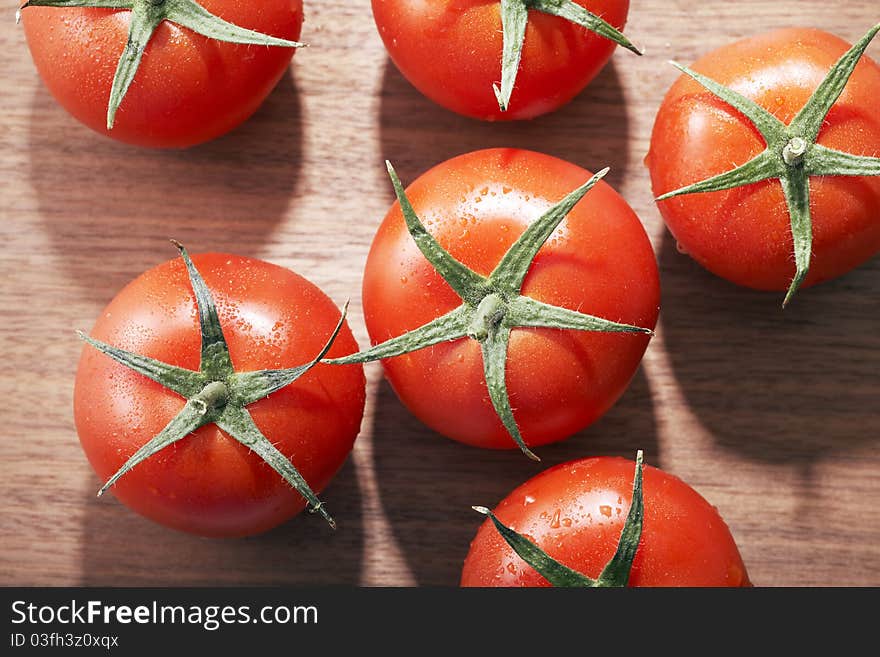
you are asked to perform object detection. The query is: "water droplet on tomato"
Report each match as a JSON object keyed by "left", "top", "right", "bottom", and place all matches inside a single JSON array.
[
  {"left": 524, "top": 495, "right": 535, "bottom": 505},
  {"left": 599, "top": 505, "right": 612, "bottom": 518},
  {"left": 550, "top": 509, "right": 561, "bottom": 528},
  {"left": 676, "top": 241, "right": 688, "bottom": 255}
]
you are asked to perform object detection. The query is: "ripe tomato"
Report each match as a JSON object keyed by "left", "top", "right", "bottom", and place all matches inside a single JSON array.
[
  {"left": 74, "top": 252, "right": 365, "bottom": 537},
  {"left": 20, "top": 1, "right": 302, "bottom": 148},
  {"left": 461, "top": 456, "right": 750, "bottom": 587},
  {"left": 372, "top": 0, "right": 631, "bottom": 120},
  {"left": 361, "top": 149, "right": 659, "bottom": 451},
  {"left": 648, "top": 27, "right": 880, "bottom": 293}
]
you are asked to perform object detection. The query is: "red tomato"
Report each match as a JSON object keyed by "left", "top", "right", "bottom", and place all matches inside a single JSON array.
[
  {"left": 648, "top": 28, "right": 880, "bottom": 292},
  {"left": 372, "top": 0, "right": 630, "bottom": 120},
  {"left": 74, "top": 253, "right": 365, "bottom": 537},
  {"left": 461, "top": 456, "right": 750, "bottom": 586},
  {"left": 362, "top": 149, "right": 659, "bottom": 450},
  {"left": 20, "top": 1, "right": 302, "bottom": 148}
]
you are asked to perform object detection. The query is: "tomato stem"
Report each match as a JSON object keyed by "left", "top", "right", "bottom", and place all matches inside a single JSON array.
[
  {"left": 495, "top": 0, "right": 641, "bottom": 113},
  {"left": 595, "top": 450, "right": 645, "bottom": 586},
  {"left": 467, "top": 294, "right": 506, "bottom": 342},
  {"left": 473, "top": 450, "right": 645, "bottom": 586},
  {"left": 106, "top": 0, "right": 164, "bottom": 130},
  {"left": 473, "top": 505, "right": 595, "bottom": 585},
  {"left": 494, "top": 0, "right": 528, "bottom": 112},
  {"left": 782, "top": 137, "right": 808, "bottom": 166},
  {"left": 657, "top": 23, "right": 880, "bottom": 306},
  {"left": 190, "top": 381, "right": 229, "bottom": 415}
]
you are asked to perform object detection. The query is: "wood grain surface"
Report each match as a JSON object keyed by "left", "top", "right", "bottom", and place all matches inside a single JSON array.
[{"left": 1, "top": 1, "right": 878, "bottom": 587}]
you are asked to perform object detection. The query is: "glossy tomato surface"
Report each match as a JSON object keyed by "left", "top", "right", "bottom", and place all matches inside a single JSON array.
[
  {"left": 21, "top": 1, "right": 302, "bottom": 148},
  {"left": 648, "top": 28, "right": 880, "bottom": 291},
  {"left": 372, "top": 0, "right": 629, "bottom": 120},
  {"left": 74, "top": 254, "right": 365, "bottom": 537},
  {"left": 362, "top": 149, "right": 659, "bottom": 450},
  {"left": 461, "top": 456, "right": 751, "bottom": 587}
]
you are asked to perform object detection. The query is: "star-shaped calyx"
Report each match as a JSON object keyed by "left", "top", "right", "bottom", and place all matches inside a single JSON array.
[
  {"left": 78, "top": 242, "right": 345, "bottom": 528},
  {"left": 494, "top": 0, "right": 641, "bottom": 111},
  {"left": 473, "top": 451, "right": 645, "bottom": 586},
  {"left": 657, "top": 24, "right": 880, "bottom": 306},
  {"left": 17, "top": 0, "right": 303, "bottom": 129},
  {"left": 326, "top": 163, "right": 653, "bottom": 461}
]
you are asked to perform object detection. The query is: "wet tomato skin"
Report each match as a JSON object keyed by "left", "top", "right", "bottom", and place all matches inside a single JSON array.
[
  {"left": 362, "top": 149, "right": 660, "bottom": 451},
  {"left": 74, "top": 253, "right": 366, "bottom": 537},
  {"left": 461, "top": 456, "right": 751, "bottom": 587},
  {"left": 648, "top": 27, "right": 880, "bottom": 291},
  {"left": 372, "top": 0, "right": 630, "bottom": 120},
  {"left": 21, "top": 1, "right": 302, "bottom": 148}
]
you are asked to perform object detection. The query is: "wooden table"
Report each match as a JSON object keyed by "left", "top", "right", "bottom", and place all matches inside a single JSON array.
[{"left": 1, "top": 1, "right": 878, "bottom": 587}]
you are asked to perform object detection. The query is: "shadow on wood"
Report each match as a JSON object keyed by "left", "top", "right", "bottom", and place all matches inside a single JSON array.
[
  {"left": 378, "top": 57, "right": 630, "bottom": 192},
  {"left": 658, "top": 233, "right": 880, "bottom": 466},
  {"left": 369, "top": 368, "right": 656, "bottom": 586},
  {"left": 78, "top": 457, "right": 363, "bottom": 585},
  {"left": 28, "top": 71, "right": 304, "bottom": 304}
]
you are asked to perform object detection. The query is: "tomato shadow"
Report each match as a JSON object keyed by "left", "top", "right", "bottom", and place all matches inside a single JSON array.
[
  {"left": 377, "top": 57, "right": 630, "bottom": 191},
  {"left": 369, "top": 368, "right": 656, "bottom": 586},
  {"left": 27, "top": 71, "right": 304, "bottom": 303},
  {"left": 78, "top": 457, "right": 363, "bottom": 585},
  {"left": 658, "top": 234, "right": 880, "bottom": 468}
]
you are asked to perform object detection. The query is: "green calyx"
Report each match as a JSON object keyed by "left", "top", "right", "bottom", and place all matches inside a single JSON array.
[
  {"left": 495, "top": 0, "right": 641, "bottom": 112},
  {"left": 474, "top": 450, "right": 645, "bottom": 586},
  {"left": 17, "top": 0, "right": 304, "bottom": 130},
  {"left": 656, "top": 23, "right": 880, "bottom": 307},
  {"left": 325, "top": 163, "right": 653, "bottom": 461},
  {"left": 78, "top": 241, "right": 347, "bottom": 528}
]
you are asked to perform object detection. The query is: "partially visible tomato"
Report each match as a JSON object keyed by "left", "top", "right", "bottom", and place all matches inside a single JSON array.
[
  {"left": 74, "top": 252, "right": 366, "bottom": 537},
  {"left": 461, "top": 456, "right": 750, "bottom": 587},
  {"left": 361, "top": 149, "right": 659, "bottom": 451},
  {"left": 20, "top": 1, "right": 303, "bottom": 147},
  {"left": 372, "top": 0, "right": 631, "bottom": 120},
  {"left": 648, "top": 27, "right": 880, "bottom": 293}
]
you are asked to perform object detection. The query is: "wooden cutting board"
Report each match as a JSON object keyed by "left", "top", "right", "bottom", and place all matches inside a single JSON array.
[{"left": 1, "top": 0, "right": 878, "bottom": 587}]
